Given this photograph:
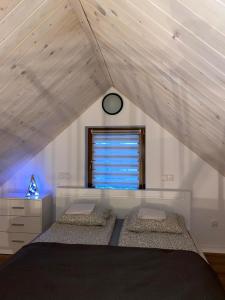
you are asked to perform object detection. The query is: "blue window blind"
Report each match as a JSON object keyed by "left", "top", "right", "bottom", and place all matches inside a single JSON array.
[{"left": 88, "top": 128, "right": 145, "bottom": 190}]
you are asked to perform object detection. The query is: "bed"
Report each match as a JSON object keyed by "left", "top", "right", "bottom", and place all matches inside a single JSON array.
[
  {"left": 0, "top": 242, "right": 224, "bottom": 299},
  {"left": 33, "top": 215, "right": 116, "bottom": 245},
  {"left": 0, "top": 188, "right": 224, "bottom": 299},
  {"left": 118, "top": 215, "right": 200, "bottom": 253}
]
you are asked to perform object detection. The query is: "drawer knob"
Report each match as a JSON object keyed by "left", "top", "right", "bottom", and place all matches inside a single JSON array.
[
  {"left": 12, "top": 240, "right": 24, "bottom": 243},
  {"left": 12, "top": 224, "right": 24, "bottom": 226},
  {"left": 11, "top": 206, "right": 24, "bottom": 210}
]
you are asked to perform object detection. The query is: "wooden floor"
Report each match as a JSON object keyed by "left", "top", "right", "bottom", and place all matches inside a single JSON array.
[
  {"left": 0, "top": 253, "right": 225, "bottom": 289},
  {"left": 0, "top": 254, "right": 11, "bottom": 264},
  {"left": 205, "top": 253, "right": 225, "bottom": 289}
]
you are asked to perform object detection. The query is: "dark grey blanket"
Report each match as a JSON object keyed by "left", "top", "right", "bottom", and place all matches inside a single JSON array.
[{"left": 0, "top": 243, "right": 224, "bottom": 300}]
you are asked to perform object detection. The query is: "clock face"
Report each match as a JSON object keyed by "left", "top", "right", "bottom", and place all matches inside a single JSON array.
[{"left": 102, "top": 93, "right": 123, "bottom": 115}]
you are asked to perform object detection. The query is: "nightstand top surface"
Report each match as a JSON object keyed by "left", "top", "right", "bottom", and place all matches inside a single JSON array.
[{"left": 0, "top": 192, "right": 50, "bottom": 200}]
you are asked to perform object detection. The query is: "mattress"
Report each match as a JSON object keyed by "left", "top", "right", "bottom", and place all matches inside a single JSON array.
[
  {"left": 119, "top": 216, "right": 199, "bottom": 254},
  {"left": 33, "top": 215, "right": 116, "bottom": 245}
]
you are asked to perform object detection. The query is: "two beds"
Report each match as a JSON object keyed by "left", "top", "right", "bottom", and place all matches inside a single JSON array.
[{"left": 0, "top": 199, "right": 224, "bottom": 299}]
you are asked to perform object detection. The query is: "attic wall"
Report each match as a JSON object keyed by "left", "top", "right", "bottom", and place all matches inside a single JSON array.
[
  {"left": 0, "top": 0, "right": 110, "bottom": 185},
  {"left": 1, "top": 88, "right": 225, "bottom": 252},
  {"left": 79, "top": 0, "right": 225, "bottom": 176}
]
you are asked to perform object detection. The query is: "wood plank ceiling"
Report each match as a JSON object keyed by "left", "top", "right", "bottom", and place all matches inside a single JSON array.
[
  {"left": 0, "top": 0, "right": 225, "bottom": 184},
  {"left": 0, "top": 0, "right": 111, "bottom": 184},
  {"left": 79, "top": 0, "right": 225, "bottom": 176}
]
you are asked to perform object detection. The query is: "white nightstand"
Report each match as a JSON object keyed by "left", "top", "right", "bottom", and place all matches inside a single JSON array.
[{"left": 0, "top": 193, "right": 53, "bottom": 254}]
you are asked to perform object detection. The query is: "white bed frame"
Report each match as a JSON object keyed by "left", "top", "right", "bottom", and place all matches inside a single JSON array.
[{"left": 56, "top": 187, "right": 192, "bottom": 230}]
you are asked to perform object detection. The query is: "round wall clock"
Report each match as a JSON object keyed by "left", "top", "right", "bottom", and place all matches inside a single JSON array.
[{"left": 102, "top": 93, "right": 123, "bottom": 115}]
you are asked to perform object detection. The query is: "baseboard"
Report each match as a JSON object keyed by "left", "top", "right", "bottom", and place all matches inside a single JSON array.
[
  {"left": 200, "top": 245, "right": 225, "bottom": 254},
  {"left": 0, "top": 249, "right": 13, "bottom": 255}
]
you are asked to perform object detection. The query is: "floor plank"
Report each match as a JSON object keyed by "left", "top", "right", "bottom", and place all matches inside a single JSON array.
[
  {"left": 0, "top": 254, "right": 11, "bottom": 264},
  {"left": 205, "top": 253, "right": 225, "bottom": 289}
]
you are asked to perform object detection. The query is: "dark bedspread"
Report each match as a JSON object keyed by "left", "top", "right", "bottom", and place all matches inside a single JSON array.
[{"left": 0, "top": 243, "right": 224, "bottom": 300}]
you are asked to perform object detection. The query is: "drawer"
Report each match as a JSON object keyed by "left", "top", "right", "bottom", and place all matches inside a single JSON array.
[
  {"left": 0, "top": 232, "right": 37, "bottom": 254},
  {"left": 0, "top": 216, "right": 41, "bottom": 233},
  {"left": 0, "top": 199, "right": 41, "bottom": 216}
]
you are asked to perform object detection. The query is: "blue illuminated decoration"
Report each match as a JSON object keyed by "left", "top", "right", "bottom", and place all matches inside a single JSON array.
[
  {"left": 92, "top": 133, "right": 140, "bottom": 190},
  {"left": 26, "top": 175, "right": 39, "bottom": 199}
]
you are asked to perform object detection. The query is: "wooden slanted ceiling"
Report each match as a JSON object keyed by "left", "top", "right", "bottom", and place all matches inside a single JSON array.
[
  {"left": 79, "top": 0, "right": 225, "bottom": 176},
  {"left": 0, "top": 0, "right": 111, "bottom": 184},
  {"left": 1, "top": 0, "right": 225, "bottom": 185}
]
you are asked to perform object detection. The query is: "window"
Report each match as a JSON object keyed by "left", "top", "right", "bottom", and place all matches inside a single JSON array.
[{"left": 87, "top": 127, "right": 145, "bottom": 190}]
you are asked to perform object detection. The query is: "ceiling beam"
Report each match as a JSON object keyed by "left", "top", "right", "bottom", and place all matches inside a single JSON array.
[{"left": 69, "top": 0, "right": 113, "bottom": 87}]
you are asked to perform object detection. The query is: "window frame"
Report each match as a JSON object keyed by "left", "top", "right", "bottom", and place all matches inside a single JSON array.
[{"left": 87, "top": 127, "right": 145, "bottom": 190}]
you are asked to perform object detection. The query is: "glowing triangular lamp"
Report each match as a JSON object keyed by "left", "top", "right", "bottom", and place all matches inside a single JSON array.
[{"left": 26, "top": 175, "right": 39, "bottom": 199}]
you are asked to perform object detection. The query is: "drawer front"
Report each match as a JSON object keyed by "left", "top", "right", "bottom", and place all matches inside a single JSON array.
[
  {"left": 0, "top": 216, "right": 41, "bottom": 233},
  {"left": 0, "top": 199, "right": 41, "bottom": 216},
  {"left": 0, "top": 232, "right": 37, "bottom": 254}
]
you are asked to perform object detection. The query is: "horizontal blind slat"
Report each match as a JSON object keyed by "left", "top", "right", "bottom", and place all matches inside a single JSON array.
[
  {"left": 93, "top": 182, "right": 139, "bottom": 186},
  {"left": 93, "top": 176, "right": 139, "bottom": 183},
  {"left": 93, "top": 167, "right": 139, "bottom": 173},
  {"left": 94, "top": 149, "right": 139, "bottom": 155},
  {"left": 93, "top": 173, "right": 138, "bottom": 177},
  {"left": 95, "top": 186, "right": 138, "bottom": 190},
  {"left": 92, "top": 131, "right": 141, "bottom": 135},
  {"left": 94, "top": 156, "right": 139, "bottom": 159}
]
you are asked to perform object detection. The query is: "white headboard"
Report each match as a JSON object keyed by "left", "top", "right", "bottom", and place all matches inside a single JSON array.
[{"left": 56, "top": 187, "right": 192, "bottom": 229}]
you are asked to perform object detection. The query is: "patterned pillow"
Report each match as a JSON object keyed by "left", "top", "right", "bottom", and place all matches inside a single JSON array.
[
  {"left": 127, "top": 211, "right": 183, "bottom": 234},
  {"left": 58, "top": 206, "right": 111, "bottom": 226}
]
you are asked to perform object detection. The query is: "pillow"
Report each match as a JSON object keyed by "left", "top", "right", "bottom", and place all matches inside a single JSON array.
[
  {"left": 127, "top": 211, "right": 183, "bottom": 234},
  {"left": 138, "top": 207, "right": 166, "bottom": 220},
  {"left": 65, "top": 203, "right": 95, "bottom": 215},
  {"left": 58, "top": 206, "right": 111, "bottom": 226}
]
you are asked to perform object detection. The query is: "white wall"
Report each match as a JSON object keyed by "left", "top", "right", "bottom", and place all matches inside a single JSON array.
[{"left": 1, "top": 87, "right": 225, "bottom": 252}]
